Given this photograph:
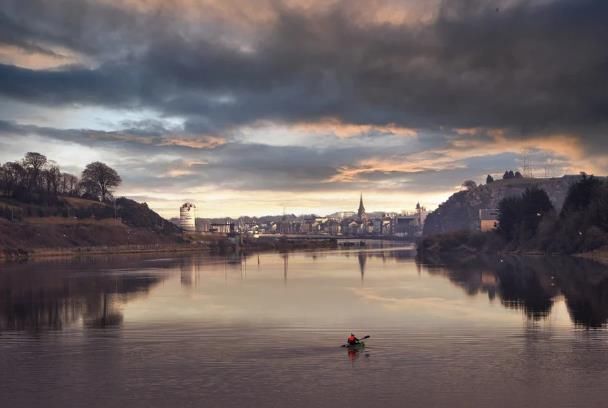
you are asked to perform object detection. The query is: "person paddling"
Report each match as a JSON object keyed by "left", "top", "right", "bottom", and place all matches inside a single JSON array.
[{"left": 347, "top": 333, "right": 360, "bottom": 345}]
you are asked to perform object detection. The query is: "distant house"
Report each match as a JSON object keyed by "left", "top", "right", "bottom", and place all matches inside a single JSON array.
[
  {"left": 301, "top": 218, "right": 315, "bottom": 234},
  {"left": 393, "top": 215, "right": 418, "bottom": 236},
  {"left": 479, "top": 209, "right": 500, "bottom": 232},
  {"left": 371, "top": 218, "right": 383, "bottom": 234},
  {"left": 382, "top": 218, "right": 393, "bottom": 235},
  {"left": 348, "top": 220, "right": 360, "bottom": 235},
  {"left": 326, "top": 219, "right": 341, "bottom": 235}
]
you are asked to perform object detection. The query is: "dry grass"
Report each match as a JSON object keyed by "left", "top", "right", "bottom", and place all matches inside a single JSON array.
[
  {"left": 24, "top": 217, "right": 124, "bottom": 226},
  {"left": 182, "top": 232, "right": 227, "bottom": 242},
  {"left": 62, "top": 196, "right": 109, "bottom": 209}
]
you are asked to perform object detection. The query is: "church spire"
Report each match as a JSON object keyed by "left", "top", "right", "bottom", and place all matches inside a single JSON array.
[{"left": 357, "top": 193, "right": 366, "bottom": 220}]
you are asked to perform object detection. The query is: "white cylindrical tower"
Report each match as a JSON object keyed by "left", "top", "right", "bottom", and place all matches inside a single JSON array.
[{"left": 180, "top": 202, "right": 196, "bottom": 232}]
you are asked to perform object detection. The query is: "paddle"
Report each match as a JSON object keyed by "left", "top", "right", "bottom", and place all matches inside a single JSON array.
[{"left": 341, "top": 335, "right": 370, "bottom": 347}]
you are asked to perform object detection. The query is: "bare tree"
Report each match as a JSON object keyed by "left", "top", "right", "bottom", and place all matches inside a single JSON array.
[
  {"left": 43, "top": 164, "right": 61, "bottom": 195},
  {"left": 22, "top": 152, "right": 48, "bottom": 191},
  {"left": 81, "top": 162, "right": 122, "bottom": 202},
  {"left": 0, "top": 161, "right": 26, "bottom": 196},
  {"left": 60, "top": 173, "right": 79, "bottom": 195}
]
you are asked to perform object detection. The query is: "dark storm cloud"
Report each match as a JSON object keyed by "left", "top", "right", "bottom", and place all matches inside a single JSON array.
[
  {"left": 0, "top": 0, "right": 149, "bottom": 56},
  {"left": 0, "top": 119, "right": 226, "bottom": 151},
  {"left": 1, "top": 0, "right": 607, "bottom": 142}
]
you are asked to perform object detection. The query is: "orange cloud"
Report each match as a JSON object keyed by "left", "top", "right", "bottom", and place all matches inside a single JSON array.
[
  {"left": 160, "top": 136, "right": 226, "bottom": 149},
  {"left": 160, "top": 160, "right": 208, "bottom": 178},
  {"left": 97, "top": 0, "right": 441, "bottom": 30},
  {"left": 290, "top": 118, "right": 418, "bottom": 138},
  {"left": 329, "top": 130, "right": 598, "bottom": 184},
  {"left": 0, "top": 44, "right": 91, "bottom": 70}
]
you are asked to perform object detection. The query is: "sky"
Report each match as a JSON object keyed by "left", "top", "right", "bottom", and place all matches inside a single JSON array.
[{"left": 0, "top": 0, "right": 607, "bottom": 218}]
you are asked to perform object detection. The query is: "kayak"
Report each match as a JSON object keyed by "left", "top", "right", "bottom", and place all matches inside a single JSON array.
[{"left": 345, "top": 341, "right": 365, "bottom": 349}]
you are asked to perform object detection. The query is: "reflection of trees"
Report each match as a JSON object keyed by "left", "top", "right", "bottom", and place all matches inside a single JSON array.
[
  {"left": 425, "top": 257, "right": 557, "bottom": 321},
  {"left": 0, "top": 259, "right": 169, "bottom": 333},
  {"left": 494, "top": 258, "right": 556, "bottom": 321},
  {"left": 545, "top": 257, "right": 608, "bottom": 328},
  {"left": 420, "top": 254, "right": 608, "bottom": 328}
]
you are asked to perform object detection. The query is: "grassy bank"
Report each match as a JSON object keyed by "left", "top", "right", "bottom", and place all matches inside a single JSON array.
[
  {"left": 0, "top": 243, "right": 209, "bottom": 261},
  {"left": 417, "top": 230, "right": 506, "bottom": 257},
  {"left": 1, "top": 239, "right": 339, "bottom": 262}
]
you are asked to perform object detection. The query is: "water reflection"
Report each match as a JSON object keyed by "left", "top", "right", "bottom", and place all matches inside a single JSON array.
[
  {"left": 420, "top": 254, "right": 608, "bottom": 328},
  {"left": 347, "top": 347, "right": 370, "bottom": 365},
  {"left": 0, "top": 256, "right": 172, "bottom": 332},
  {"left": 180, "top": 257, "right": 200, "bottom": 287},
  {"left": 2, "top": 247, "right": 608, "bottom": 334},
  {"left": 3, "top": 248, "right": 608, "bottom": 408},
  {"left": 358, "top": 253, "right": 366, "bottom": 283},
  {"left": 282, "top": 252, "right": 288, "bottom": 284}
]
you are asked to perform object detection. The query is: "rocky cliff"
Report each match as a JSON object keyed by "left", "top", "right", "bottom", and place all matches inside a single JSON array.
[{"left": 423, "top": 175, "right": 584, "bottom": 236}]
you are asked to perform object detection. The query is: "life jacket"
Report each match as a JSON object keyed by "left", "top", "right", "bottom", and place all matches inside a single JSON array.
[{"left": 347, "top": 335, "right": 357, "bottom": 345}]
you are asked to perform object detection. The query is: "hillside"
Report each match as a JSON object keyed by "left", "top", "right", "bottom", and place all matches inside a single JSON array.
[
  {"left": 423, "top": 175, "right": 584, "bottom": 236},
  {"left": 0, "top": 195, "right": 184, "bottom": 257}
]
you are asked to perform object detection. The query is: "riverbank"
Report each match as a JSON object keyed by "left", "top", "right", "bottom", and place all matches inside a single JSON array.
[
  {"left": 0, "top": 234, "right": 339, "bottom": 262},
  {"left": 417, "top": 230, "right": 505, "bottom": 257},
  {"left": 0, "top": 243, "right": 210, "bottom": 261},
  {"left": 418, "top": 230, "right": 608, "bottom": 266}
]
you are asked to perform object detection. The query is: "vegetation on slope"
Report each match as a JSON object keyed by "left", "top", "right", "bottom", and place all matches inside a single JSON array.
[
  {"left": 0, "top": 152, "right": 182, "bottom": 254},
  {"left": 420, "top": 175, "right": 608, "bottom": 256},
  {"left": 423, "top": 174, "right": 583, "bottom": 236}
]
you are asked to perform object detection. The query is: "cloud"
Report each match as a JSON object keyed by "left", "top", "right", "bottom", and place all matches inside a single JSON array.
[
  {"left": 159, "top": 136, "right": 226, "bottom": 149},
  {"left": 289, "top": 118, "right": 418, "bottom": 139},
  {"left": 1, "top": 0, "right": 607, "bottom": 216},
  {"left": 0, "top": 0, "right": 606, "bottom": 138}
]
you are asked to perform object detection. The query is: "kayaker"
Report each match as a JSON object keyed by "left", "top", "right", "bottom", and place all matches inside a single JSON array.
[{"left": 347, "top": 333, "right": 360, "bottom": 345}]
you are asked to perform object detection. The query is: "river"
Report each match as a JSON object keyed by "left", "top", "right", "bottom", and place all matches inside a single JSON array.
[{"left": 2, "top": 244, "right": 608, "bottom": 407}]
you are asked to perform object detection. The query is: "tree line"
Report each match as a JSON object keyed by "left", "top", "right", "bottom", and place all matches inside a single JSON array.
[
  {"left": 497, "top": 175, "right": 608, "bottom": 253},
  {"left": 0, "top": 152, "right": 122, "bottom": 204}
]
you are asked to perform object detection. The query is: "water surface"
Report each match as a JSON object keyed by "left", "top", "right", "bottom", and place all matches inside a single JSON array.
[{"left": 2, "top": 245, "right": 608, "bottom": 407}]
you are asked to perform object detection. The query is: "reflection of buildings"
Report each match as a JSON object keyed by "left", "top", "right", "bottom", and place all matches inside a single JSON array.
[
  {"left": 358, "top": 253, "right": 367, "bottom": 283},
  {"left": 282, "top": 252, "right": 289, "bottom": 284},
  {"left": 180, "top": 258, "right": 200, "bottom": 287}
]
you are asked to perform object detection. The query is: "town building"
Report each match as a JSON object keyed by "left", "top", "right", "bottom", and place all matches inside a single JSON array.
[
  {"left": 209, "top": 221, "right": 234, "bottom": 234},
  {"left": 479, "top": 209, "right": 500, "bottom": 231}
]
